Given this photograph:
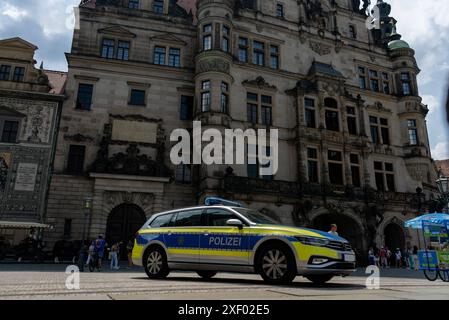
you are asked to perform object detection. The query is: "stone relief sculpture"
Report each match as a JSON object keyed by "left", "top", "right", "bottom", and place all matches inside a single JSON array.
[
  {"left": 304, "top": 0, "right": 329, "bottom": 31},
  {"left": 0, "top": 154, "right": 10, "bottom": 193}
]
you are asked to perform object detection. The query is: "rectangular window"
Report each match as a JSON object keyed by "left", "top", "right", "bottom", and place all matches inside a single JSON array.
[
  {"left": 276, "top": 3, "right": 284, "bottom": 18},
  {"left": 101, "top": 39, "right": 115, "bottom": 59},
  {"left": 307, "top": 148, "right": 319, "bottom": 183},
  {"left": 63, "top": 219, "right": 72, "bottom": 237},
  {"left": 346, "top": 106, "right": 357, "bottom": 135},
  {"left": 238, "top": 37, "right": 248, "bottom": 63},
  {"left": 201, "top": 80, "right": 211, "bottom": 112},
  {"left": 374, "top": 162, "right": 395, "bottom": 192},
  {"left": 168, "top": 48, "right": 181, "bottom": 67},
  {"left": 247, "top": 143, "right": 258, "bottom": 178},
  {"left": 76, "top": 83, "right": 93, "bottom": 110},
  {"left": 222, "top": 26, "right": 230, "bottom": 53},
  {"left": 375, "top": 172, "right": 385, "bottom": 192},
  {"left": 407, "top": 119, "right": 419, "bottom": 145},
  {"left": 304, "top": 98, "right": 316, "bottom": 128},
  {"left": 380, "top": 118, "right": 390, "bottom": 145},
  {"left": 117, "top": 41, "right": 130, "bottom": 60},
  {"left": 253, "top": 41, "right": 265, "bottom": 66},
  {"left": 370, "top": 116, "right": 390, "bottom": 145},
  {"left": 128, "top": 0, "right": 139, "bottom": 9},
  {"left": 328, "top": 150, "right": 343, "bottom": 185},
  {"left": 247, "top": 103, "right": 258, "bottom": 123},
  {"left": 129, "top": 89, "right": 146, "bottom": 106},
  {"left": 350, "top": 154, "right": 361, "bottom": 187},
  {"left": 369, "top": 70, "right": 379, "bottom": 92},
  {"left": 1, "top": 121, "right": 19, "bottom": 143},
  {"left": 176, "top": 164, "right": 192, "bottom": 184},
  {"left": 203, "top": 24, "right": 212, "bottom": 33},
  {"left": 358, "top": 67, "right": 366, "bottom": 89},
  {"left": 401, "top": 72, "right": 412, "bottom": 95},
  {"left": 67, "top": 145, "right": 86, "bottom": 175},
  {"left": 386, "top": 173, "right": 395, "bottom": 192},
  {"left": 270, "top": 45, "right": 279, "bottom": 70},
  {"left": 261, "top": 106, "right": 272, "bottom": 126},
  {"left": 221, "top": 82, "right": 229, "bottom": 113},
  {"left": 382, "top": 72, "right": 390, "bottom": 94},
  {"left": 0, "top": 65, "right": 11, "bottom": 81},
  {"left": 153, "top": 0, "right": 164, "bottom": 13},
  {"left": 12, "top": 67, "right": 25, "bottom": 82},
  {"left": 349, "top": 25, "right": 357, "bottom": 39},
  {"left": 154, "top": 46, "right": 166, "bottom": 65},
  {"left": 203, "top": 35, "right": 212, "bottom": 51},
  {"left": 180, "top": 95, "right": 194, "bottom": 120},
  {"left": 325, "top": 110, "right": 339, "bottom": 132}
]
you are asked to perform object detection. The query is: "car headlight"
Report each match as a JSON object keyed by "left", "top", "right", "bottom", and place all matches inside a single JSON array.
[{"left": 295, "top": 236, "right": 330, "bottom": 247}]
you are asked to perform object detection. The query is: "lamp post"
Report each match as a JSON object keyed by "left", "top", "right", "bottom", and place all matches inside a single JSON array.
[
  {"left": 436, "top": 174, "right": 449, "bottom": 214},
  {"left": 78, "top": 196, "right": 93, "bottom": 271}
]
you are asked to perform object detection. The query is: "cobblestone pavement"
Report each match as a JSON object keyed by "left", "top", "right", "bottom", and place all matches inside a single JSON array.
[{"left": 0, "top": 264, "right": 448, "bottom": 300}]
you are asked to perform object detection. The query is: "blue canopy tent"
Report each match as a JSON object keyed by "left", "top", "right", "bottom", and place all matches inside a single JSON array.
[{"left": 404, "top": 213, "right": 449, "bottom": 229}]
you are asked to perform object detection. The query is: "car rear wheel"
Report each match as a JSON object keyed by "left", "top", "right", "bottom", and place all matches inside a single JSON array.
[
  {"left": 143, "top": 247, "right": 169, "bottom": 279},
  {"left": 257, "top": 243, "right": 296, "bottom": 285},
  {"left": 306, "top": 275, "right": 334, "bottom": 285},
  {"left": 197, "top": 271, "right": 218, "bottom": 279}
]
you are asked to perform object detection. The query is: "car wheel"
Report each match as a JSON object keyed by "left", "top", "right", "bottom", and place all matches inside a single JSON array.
[
  {"left": 257, "top": 243, "right": 296, "bottom": 285},
  {"left": 143, "top": 247, "right": 169, "bottom": 279},
  {"left": 197, "top": 271, "right": 218, "bottom": 279},
  {"left": 306, "top": 275, "right": 334, "bottom": 285}
]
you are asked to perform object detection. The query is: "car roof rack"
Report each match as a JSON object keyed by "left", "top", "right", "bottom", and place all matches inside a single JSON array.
[{"left": 204, "top": 197, "right": 244, "bottom": 208}]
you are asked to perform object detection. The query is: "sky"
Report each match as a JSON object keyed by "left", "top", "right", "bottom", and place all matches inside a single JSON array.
[{"left": 0, "top": 0, "right": 448, "bottom": 160}]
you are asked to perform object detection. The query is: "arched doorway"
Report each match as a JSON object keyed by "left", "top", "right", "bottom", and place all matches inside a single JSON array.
[
  {"left": 384, "top": 223, "right": 405, "bottom": 253},
  {"left": 106, "top": 203, "right": 147, "bottom": 260},
  {"left": 311, "top": 214, "right": 365, "bottom": 264}
]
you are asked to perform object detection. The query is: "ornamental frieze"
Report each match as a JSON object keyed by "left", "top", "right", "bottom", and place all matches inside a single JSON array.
[
  {"left": 196, "top": 59, "right": 230, "bottom": 74},
  {"left": 309, "top": 41, "right": 331, "bottom": 56}
]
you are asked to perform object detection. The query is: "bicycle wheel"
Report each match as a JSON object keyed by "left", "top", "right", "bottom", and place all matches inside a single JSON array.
[
  {"left": 424, "top": 269, "right": 439, "bottom": 281},
  {"left": 438, "top": 270, "right": 449, "bottom": 282}
]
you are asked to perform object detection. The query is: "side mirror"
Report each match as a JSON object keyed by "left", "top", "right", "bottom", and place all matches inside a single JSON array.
[{"left": 226, "top": 219, "right": 244, "bottom": 229}]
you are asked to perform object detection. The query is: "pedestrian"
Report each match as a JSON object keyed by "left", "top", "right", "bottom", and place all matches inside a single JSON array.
[
  {"left": 94, "top": 235, "right": 107, "bottom": 270},
  {"left": 395, "top": 248, "right": 402, "bottom": 268},
  {"left": 85, "top": 240, "right": 95, "bottom": 267},
  {"left": 328, "top": 224, "right": 339, "bottom": 236},
  {"left": 379, "top": 247, "right": 387, "bottom": 268},
  {"left": 405, "top": 247, "right": 412, "bottom": 269},
  {"left": 127, "top": 239, "right": 134, "bottom": 268},
  {"left": 412, "top": 245, "right": 419, "bottom": 271},
  {"left": 110, "top": 242, "right": 120, "bottom": 270},
  {"left": 368, "top": 247, "right": 375, "bottom": 266},
  {"left": 386, "top": 247, "right": 392, "bottom": 268}
]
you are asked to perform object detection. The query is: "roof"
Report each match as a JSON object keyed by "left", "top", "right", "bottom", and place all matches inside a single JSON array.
[
  {"left": 308, "top": 61, "right": 344, "bottom": 78},
  {"left": 388, "top": 39, "right": 410, "bottom": 50},
  {"left": 43, "top": 69, "right": 67, "bottom": 95},
  {"left": 0, "top": 221, "right": 53, "bottom": 229},
  {"left": 436, "top": 160, "right": 449, "bottom": 177}
]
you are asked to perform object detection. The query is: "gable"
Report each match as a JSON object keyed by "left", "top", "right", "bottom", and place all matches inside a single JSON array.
[
  {"left": 0, "top": 106, "right": 27, "bottom": 118},
  {"left": 150, "top": 33, "right": 187, "bottom": 46},
  {"left": 98, "top": 25, "right": 137, "bottom": 38},
  {"left": 0, "top": 37, "right": 37, "bottom": 51}
]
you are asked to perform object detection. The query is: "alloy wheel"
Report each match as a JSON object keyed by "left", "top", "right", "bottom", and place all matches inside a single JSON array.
[{"left": 262, "top": 249, "right": 288, "bottom": 280}]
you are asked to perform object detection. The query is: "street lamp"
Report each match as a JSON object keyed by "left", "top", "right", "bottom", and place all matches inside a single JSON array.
[
  {"left": 436, "top": 174, "right": 449, "bottom": 214},
  {"left": 78, "top": 196, "right": 93, "bottom": 271}
]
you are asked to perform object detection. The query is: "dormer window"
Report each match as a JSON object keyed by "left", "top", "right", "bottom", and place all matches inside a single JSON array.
[
  {"left": 0, "top": 65, "right": 11, "bottom": 81},
  {"left": 12, "top": 67, "right": 25, "bottom": 82}
]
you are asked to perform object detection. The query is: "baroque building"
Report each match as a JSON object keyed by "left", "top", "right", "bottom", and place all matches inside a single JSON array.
[
  {"left": 0, "top": 37, "right": 66, "bottom": 244},
  {"left": 46, "top": 0, "right": 439, "bottom": 262}
]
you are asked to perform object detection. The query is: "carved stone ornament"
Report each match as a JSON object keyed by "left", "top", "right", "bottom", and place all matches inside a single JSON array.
[
  {"left": 242, "top": 76, "right": 277, "bottom": 91},
  {"left": 64, "top": 133, "right": 95, "bottom": 143},
  {"left": 197, "top": 59, "right": 230, "bottom": 74},
  {"left": 309, "top": 41, "right": 331, "bottom": 56}
]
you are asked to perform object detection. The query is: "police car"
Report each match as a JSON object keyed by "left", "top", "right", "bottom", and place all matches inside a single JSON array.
[{"left": 132, "top": 198, "right": 356, "bottom": 285}]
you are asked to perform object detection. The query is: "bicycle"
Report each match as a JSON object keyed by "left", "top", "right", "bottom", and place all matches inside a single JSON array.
[{"left": 423, "top": 268, "right": 449, "bottom": 282}]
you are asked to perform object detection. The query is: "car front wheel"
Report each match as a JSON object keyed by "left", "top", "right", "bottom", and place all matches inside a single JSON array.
[
  {"left": 257, "top": 243, "right": 296, "bottom": 285},
  {"left": 143, "top": 247, "right": 169, "bottom": 279}
]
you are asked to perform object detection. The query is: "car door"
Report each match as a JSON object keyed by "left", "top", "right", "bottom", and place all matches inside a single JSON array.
[
  {"left": 163, "top": 209, "right": 203, "bottom": 264},
  {"left": 199, "top": 208, "right": 250, "bottom": 266}
]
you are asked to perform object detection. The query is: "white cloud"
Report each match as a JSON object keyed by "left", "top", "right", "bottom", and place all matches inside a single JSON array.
[
  {"left": 421, "top": 95, "right": 442, "bottom": 114},
  {"left": 432, "top": 142, "right": 449, "bottom": 160},
  {"left": 2, "top": 3, "right": 28, "bottom": 21}
]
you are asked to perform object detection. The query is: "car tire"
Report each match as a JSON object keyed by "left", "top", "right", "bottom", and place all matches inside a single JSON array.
[
  {"left": 197, "top": 271, "right": 218, "bottom": 279},
  {"left": 257, "top": 243, "right": 296, "bottom": 285},
  {"left": 306, "top": 275, "right": 334, "bottom": 285},
  {"left": 143, "top": 246, "right": 169, "bottom": 279}
]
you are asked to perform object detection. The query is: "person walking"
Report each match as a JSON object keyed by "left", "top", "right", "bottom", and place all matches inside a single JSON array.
[
  {"left": 126, "top": 239, "right": 134, "bottom": 268},
  {"left": 328, "top": 224, "right": 339, "bottom": 236},
  {"left": 85, "top": 240, "right": 95, "bottom": 267},
  {"left": 412, "top": 245, "right": 419, "bottom": 271},
  {"left": 368, "top": 247, "right": 376, "bottom": 266},
  {"left": 379, "top": 247, "right": 387, "bottom": 268},
  {"left": 94, "top": 235, "right": 107, "bottom": 270},
  {"left": 386, "top": 247, "right": 392, "bottom": 268},
  {"left": 110, "top": 242, "right": 120, "bottom": 270},
  {"left": 395, "top": 249, "right": 402, "bottom": 268}
]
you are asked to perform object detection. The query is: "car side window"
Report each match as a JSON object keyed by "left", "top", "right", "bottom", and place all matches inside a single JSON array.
[
  {"left": 206, "top": 209, "right": 240, "bottom": 227},
  {"left": 150, "top": 214, "right": 173, "bottom": 228},
  {"left": 173, "top": 209, "right": 203, "bottom": 227}
]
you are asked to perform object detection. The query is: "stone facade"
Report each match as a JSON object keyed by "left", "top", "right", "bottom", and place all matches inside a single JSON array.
[
  {"left": 47, "top": 0, "right": 439, "bottom": 262},
  {"left": 0, "top": 38, "right": 65, "bottom": 244}
]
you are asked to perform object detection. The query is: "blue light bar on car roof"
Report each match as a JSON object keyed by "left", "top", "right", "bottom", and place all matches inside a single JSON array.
[{"left": 204, "top": 197, "right": 244, "bottom": 207}]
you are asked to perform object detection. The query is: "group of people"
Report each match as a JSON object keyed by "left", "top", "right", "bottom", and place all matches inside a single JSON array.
[
  {"left": 80, "top": 236, "right": 134, "bottom": 271},
  {"left": 368, "top": 246, "right": 420, "bottom": 270}
]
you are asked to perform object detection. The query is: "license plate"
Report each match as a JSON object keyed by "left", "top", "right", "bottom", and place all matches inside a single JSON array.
[{"left": 344, "top": 254, "right": 356, "bottom": 262}]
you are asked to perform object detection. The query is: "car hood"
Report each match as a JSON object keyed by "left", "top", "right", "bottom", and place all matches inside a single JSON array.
[{"left": 254, "top": 224, "right": 349, "bottom": 243}]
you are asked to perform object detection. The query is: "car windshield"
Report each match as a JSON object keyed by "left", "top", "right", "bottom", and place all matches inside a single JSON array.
[{"left": 233, "top": 208, "right": 279, "bottom": 225}]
